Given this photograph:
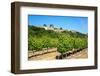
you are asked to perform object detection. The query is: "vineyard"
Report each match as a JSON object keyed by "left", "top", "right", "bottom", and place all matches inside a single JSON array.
[{"left": 28, "top": 25, "right": 88, "bottom": 60}]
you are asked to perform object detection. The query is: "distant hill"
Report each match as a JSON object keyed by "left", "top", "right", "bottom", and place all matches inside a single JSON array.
[{"left": 28, "top": 25, "right": 87, "bottom": 38}]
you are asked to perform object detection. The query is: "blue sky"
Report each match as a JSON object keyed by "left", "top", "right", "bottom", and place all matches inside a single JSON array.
[{"left": 28, "top": 15, "right": 88, "bottom": 33}]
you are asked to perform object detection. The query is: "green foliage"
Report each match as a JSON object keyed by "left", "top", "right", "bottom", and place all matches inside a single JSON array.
[
  {"left": 57, "top": 36, "right": 87, "bottom": 55},
  {"left": 57, "top": 36, "right": 74, "bottom": 54},
  {"left": 28, "top": 37, "right": 43, "bottom": 53},
  {"left": 74, "top": 38, "right": 87, "bottom": 49},
  {"left": 42, "top": 36, "right": 50, "bottom": 49},
  {"left": 28, "top": 25, "right": 88, "bottom": 54}
]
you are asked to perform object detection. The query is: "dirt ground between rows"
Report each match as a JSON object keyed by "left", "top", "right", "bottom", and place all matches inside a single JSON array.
[{"left": 28, "top": 48, "right": 88, "bottom": 61}]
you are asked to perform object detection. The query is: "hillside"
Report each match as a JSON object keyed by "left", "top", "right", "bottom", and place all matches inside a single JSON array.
[
  {"left": 28, "top": 25, "right": 88, "bottom": 60},
  {"left": 28, "top": 25, "right": 87, "bottom": 38}
]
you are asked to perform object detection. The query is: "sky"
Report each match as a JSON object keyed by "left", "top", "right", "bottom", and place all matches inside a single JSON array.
[{"left": 28, "top": 15, "right": 88, "bottom": 34}]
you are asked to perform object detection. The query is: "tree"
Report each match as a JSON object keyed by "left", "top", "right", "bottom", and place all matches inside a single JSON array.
[
  {"left": 50, "top": 24, "right": 54, "bottom": 28},
  {"left": 60, "top": 27, "right": 63, "bottom": 30},
  {"left": 43, "top": 24, "right": 47, "bottom": 27}
]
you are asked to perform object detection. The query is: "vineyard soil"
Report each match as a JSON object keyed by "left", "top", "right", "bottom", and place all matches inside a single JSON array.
[
  {"left": 66, "top": 48, "right": 88, "bottom": 59},
  {"left": 28, "top": 48, "right": 88, "bottom": 60}
]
